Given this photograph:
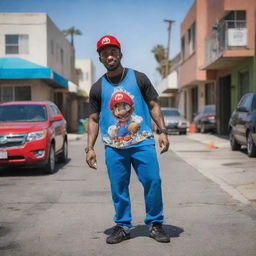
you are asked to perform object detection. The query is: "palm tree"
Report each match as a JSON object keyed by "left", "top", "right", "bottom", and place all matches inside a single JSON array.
[
  {"left": 62, "top": 26, "right": 82, "bottom": 47},
  {"left": 152, "top": 44, "right": 171, "bottom": 78}
]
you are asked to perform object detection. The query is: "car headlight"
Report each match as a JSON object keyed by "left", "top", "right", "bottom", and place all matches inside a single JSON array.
[{"left": 27, "top": 129, "right": 47, "bottom": 142}]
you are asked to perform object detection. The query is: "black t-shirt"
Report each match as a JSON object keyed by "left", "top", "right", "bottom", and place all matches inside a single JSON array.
[{"left": 89, "top": 68, "right": 158, "bottom": 114}]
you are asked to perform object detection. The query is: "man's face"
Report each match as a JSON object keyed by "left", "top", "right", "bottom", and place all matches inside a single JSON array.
[{"left": 99, "top": 46, "right": 122, "bottom": 71}]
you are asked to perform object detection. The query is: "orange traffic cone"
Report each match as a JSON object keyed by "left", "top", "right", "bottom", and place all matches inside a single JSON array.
[
  {"left": 207, "top": 141, "right": 218, "bottom": 149},
  {"left": 189, "top": 123, "right": 196, "bottom": 133}
]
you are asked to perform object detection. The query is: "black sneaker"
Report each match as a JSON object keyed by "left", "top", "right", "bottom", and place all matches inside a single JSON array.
[
  {"left": 149, "top": 223, "right": 170, "bottom": 243},
  {"left": 106, "top": 225, "right": 130, "bottom": 244}
]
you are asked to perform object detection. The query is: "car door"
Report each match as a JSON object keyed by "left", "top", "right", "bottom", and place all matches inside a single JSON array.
[
  {"left": 53, "top": 104, "right": 66, "bottom": 151},
  {"left": 48, "top": 105, "right": 61, "bottom": 152},
  {"left": 236, "top": 94, "right": 252, "bottom": 144}
]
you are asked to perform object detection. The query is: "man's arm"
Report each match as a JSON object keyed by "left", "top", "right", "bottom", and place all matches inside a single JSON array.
[
  {"left": 86, "top": 112, "right": 99, "bottom": 169},
  {"left": 148, "top": 100, "right": 169, "bottom": 154}
]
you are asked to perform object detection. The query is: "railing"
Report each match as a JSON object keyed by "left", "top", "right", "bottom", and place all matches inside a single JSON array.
[{"left": 205, "top": 20, "right": 247, "bottom": 67}]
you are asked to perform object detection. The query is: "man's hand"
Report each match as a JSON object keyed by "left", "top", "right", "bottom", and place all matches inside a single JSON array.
[
  {"left": 159, "top": 133, "right": 169, "bottom": 154},
  {"left": 86, "top": 150, "right": 97, "bottom": 169}
]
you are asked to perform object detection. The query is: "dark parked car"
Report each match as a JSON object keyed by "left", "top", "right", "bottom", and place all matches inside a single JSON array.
[
  {"left": 229, "top": 93, "right": 256, "bottom": 157},
  {"left": 194, "top": 105, "right": 216, "bottom": 133},
  {"left": 0, "top": 101, "right": 68, "bottom": 173}
]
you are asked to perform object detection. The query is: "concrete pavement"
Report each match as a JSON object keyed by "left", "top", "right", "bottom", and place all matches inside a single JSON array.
[
  {"left": 1, "top": 135, "right": 256, "bottom": 255},
  {"left": 70, "top": 132, "right": 256, "bottom": 204},
  {"left": 170, "top": 132, "right": 256, "bottom": 204}
]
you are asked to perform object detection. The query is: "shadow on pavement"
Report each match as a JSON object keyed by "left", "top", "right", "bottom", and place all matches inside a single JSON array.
[
  {"left": 104, "top": 224, "right": 184, "bottom": 239},
  {"left": 0, "top": 158, "right": 71, "bottom": 177}
]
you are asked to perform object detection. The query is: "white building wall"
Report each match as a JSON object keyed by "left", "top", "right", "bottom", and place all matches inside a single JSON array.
[
  {"left": 46, "top": 16, "right": 76, "bottom": 82},
  {"left": 156, "top": 71, "right": 178, "bottom": 94},
  {"left": 76, "top": 59, "right": 94, "bottom": 95},
  {"left": 0, "top": 13, "right": 47, "bottom": 66},
  {"left": 0, "top": 13, "right": 77, "bottom": 83}
]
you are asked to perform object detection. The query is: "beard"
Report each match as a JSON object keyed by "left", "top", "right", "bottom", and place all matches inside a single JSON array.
[{"left": 104, "top": 59, "right": 121, "bottom": 71}]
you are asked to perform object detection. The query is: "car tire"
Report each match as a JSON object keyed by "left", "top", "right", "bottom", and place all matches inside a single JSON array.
[
  {"left": 230, "top": 129, "right": 241, "bottom": 151},
  {"left": 179, "top": 131, "right": 187, "bottom": 135},
  {"left": 247, "top": 132, "right": 256, "bottom": 157},
  {"left": 44, "top": 143, "right": 56, "bottom": 174},
  {"left": 58, "top": 139, "right": 68, "bottom": 163}
]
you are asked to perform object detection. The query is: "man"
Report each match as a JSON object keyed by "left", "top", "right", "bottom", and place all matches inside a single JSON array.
[{"left": 86, "top": 35, "right": 170, "bottom": 244}]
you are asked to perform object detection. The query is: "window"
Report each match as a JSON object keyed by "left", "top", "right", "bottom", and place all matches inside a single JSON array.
[
  {"left": 252, "top": 96, "right": 256, "bottom": 111},
  {"left": 0, "top": 86, "right": 31, "bottom": 102},
  {"left": 181, "top": 36, "right": 185, "bottom": 60},
  {"left": 5, "top": 35, "right": 29, "bottom": 54},
  {"left": 0, "top": 105, "right": 47, "bottom": 122},
  {"left": 238, "top": 93, "right": 253, "bottom": 111},
  {"left": 188, "top": 22, "right": 196, "bottom": 54}
]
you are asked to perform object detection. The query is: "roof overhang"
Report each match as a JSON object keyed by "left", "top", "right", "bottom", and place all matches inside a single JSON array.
[{"left": 0, "top": 57, "right": 68, "bottom": 89}]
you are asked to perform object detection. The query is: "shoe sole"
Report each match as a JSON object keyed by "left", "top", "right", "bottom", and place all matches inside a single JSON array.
[
  {"left": 149, "top": 233, "right": 170, "bottom": 243},
  {"left": 106, "top": 234, "right": 131, "bottom": 244}
]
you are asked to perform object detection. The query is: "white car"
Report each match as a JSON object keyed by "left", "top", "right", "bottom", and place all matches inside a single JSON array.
[{"left": 159, "top": 107, "right": 189, "bottom": 135}]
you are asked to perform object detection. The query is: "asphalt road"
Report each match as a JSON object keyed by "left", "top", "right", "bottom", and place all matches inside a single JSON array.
[{"left": 0, "top": 136, "right": 256, "bottom": 256}]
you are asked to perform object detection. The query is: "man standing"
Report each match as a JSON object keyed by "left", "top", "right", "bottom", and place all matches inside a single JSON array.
[{"left": 86, "top": 35, "right": 170, "bottom": 244}]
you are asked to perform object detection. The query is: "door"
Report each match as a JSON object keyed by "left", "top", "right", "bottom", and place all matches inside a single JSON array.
[
  {"left": 217, "top": 75, "right": 231, "bottom": 135},
  {"left": 191, "top": 87, "right": 198, "bottom": 120},
  {"left": 236, "top": 94, "right": 253, "bottom": 144},
  {"left": 239, "top": 70, "right": 249, "bottom": 99}
]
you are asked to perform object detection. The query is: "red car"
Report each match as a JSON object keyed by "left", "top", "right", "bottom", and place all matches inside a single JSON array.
[{"left": 0, "top": 101, "right": 68, "bottom": 174}]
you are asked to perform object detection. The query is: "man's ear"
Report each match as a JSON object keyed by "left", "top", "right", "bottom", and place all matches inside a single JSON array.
[
  {"left": 99, "top": 56, "right": 102, "bottom": 63},
  {"left": 120, "top": 52, "right": 123, "bottom": 59}
]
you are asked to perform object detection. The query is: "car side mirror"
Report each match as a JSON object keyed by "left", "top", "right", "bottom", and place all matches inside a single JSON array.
[
  {"left": 53, "top": 114, "right": 63, "bottom": 121},
  {"left": 236, "top": 106, "right": 249, "bottom": 112}
]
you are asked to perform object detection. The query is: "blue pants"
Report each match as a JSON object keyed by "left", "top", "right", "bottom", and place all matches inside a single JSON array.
[{"left": 105, "top": 144, "right": 164, "bottom": 227}]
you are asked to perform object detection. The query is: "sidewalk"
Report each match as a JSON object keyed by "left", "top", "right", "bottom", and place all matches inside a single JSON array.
[
  {"left": 68, "top": 133, "right": 86, "bottom": 141},
  {"left": 170, "top": 133, "right": 256, "bottom": 204}
]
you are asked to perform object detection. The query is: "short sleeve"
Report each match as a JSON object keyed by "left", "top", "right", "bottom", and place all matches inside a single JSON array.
[
  {"left": 134, "top": 71, "right": 159, "bottom": 103},
  {"left": 88, "top": 79, "right": 102, "bottom": 114}
]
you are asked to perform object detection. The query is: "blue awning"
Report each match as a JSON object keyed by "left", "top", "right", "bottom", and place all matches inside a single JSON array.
[{"left": 0, "top": 57, "right": 68, "bottom": 89}]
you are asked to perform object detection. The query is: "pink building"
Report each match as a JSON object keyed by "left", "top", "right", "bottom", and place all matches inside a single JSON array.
[{"left": 179, "top": 0, "right": 256, "bottom": 134}]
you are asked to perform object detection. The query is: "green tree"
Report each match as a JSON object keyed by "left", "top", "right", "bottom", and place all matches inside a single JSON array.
[
  {"left": 151, "top": 44, "right": 171, "bottom": 78},
  {"left": 62, "top": 26, "right": 82, "bottom": 47}
]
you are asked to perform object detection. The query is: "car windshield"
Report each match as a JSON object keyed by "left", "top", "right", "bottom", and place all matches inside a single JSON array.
[
  {"left": 0, "top": 104, "right": 47, "bottom": 122},
  {"left": 162, "top": 109, "right": 180, "bottom": 117},
  {"left": 203, "top": 105, "right": 215, "bottom": 114}
]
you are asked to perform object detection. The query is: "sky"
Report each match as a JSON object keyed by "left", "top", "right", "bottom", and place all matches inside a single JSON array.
[{"left": 0, "top": 0, "right": 194, "bottom": 85}]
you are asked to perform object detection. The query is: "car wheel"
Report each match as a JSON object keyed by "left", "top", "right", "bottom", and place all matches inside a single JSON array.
[
  {"left": 179, "top": 131, "right": 187, "bottom": 135},
  {"left": 58, "top": 139, "right": 68, "bottom": 163},
  {"left": 247, "top": 132, "right": 256, "bottom": 157},
  {"left": 229, "top": 129, "right": 241, "bottom": 151},
  {"left": 200, "top": 123, "right": 206, "bottom": 133},
  {"left": 45, "top": 143, "right": 56, "bottom": 174}
]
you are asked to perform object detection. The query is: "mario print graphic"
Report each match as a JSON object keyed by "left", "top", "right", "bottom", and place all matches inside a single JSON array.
[{"left": 102, "top": 89, "right": 153, "bottom": 148}]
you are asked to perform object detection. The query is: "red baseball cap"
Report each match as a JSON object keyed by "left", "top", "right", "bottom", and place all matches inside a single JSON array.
[
  {"left": 109, "top": 91, "right": 134, "bottom": 110},
  {"left": 97, "top": 35, "right": 121, "bottom": 52}
]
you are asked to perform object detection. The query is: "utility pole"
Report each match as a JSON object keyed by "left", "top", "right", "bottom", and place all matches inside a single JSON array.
[{"left": 164, "top": 19, "right": 175, "bottom": 77}]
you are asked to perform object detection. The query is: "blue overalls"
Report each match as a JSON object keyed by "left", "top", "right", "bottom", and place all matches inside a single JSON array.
[{"left": 100, "top": 69, "right": 164, "bottom": 227}]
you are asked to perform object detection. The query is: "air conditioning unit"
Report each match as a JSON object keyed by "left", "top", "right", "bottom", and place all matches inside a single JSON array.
[{"left": 227, "top": 28, "right": 247, "bottom": 47}]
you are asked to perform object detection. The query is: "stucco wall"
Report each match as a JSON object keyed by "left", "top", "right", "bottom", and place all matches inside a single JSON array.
[
  {"left": 46, "top": 16, "right": 77, "bottom": 83},
  {"left": 0, "top": 13, "right": 47, "bottom": 66},
  {"left": 75, "top": 59, "right": 94, "bottom": 95}
]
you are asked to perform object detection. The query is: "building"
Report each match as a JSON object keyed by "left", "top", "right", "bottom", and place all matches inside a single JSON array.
[
  {"left": 179, "top": 0, "right": 256, "bottom": 135},
  {"left": 155, "top": 54, "right": 181, "bottom": 111},
  {"left": 0, "top": 13, "right": 90, "bottom": 132},
  {"left": 75, "top": 59, "right": 95, "bottom": 119}
]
